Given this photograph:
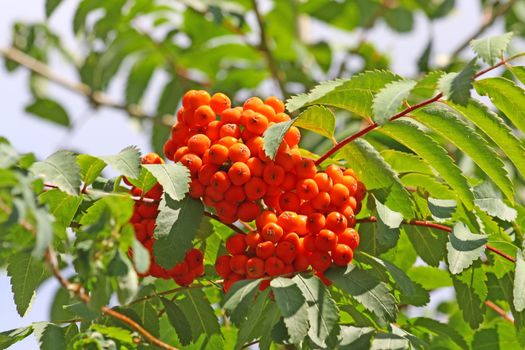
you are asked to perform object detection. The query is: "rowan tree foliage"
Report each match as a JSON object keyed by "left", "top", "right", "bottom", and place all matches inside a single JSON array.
[{"left": 2, "top": 1, "right": 525, "bottom": 349}]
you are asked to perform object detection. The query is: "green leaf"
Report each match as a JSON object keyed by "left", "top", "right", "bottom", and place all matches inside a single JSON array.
[
  {"left": 7, "top": 251, "right": 48, "bottom": 316},
  {"left": 413, "top": 105, "right": 513, "bottom": 202},
  {"left": 45, "top": 0, "right": 63, "bottom": 17},
  {"left": 130, "top": 298, "right": 159, "bottom": 337},
  {"left": 447, "top": 99, "right": 525, "bottom": 180},
  {"left": 223, "top": 279, "right": 261, "bottom": 324},
  {"left": 453, "top": 274, "right": 485, "bottom": 328},
  {"left": 474, "top": 184, "right": 517, "bottom": 222},
  {"left": 380, "top": 119, "right": 474, "bottom": 208},
  {"left": 404, "top": 225, "right": 447, "bottom": 267},
  {"left": 508, "top": 65, "right": 525, "bottom": 84},
  {"left": 411, "top": 317, "right": 468, "bottom": 349},
  {"left": 286, "top": 79, "right": 347, "bottom": 112},
  {"left": 374, "top": 196, "right": 403, "bottom": 229},
  {"left": 0, "top": 143, "right": 19, "bottom": 168},
  {"left": 370, "top": 333, "right": 409, "bottom": 350},
  {"left": 358, "top": 221, "right": 399, "bottom": 255},
  {"left": 125, "top": 56, "right": 158, "bottom": 104},
  {"left": 373, "top": 79, "right": 416, "bottom": 123},
  {"left": 33, "top": 208, "right": 54, "bottom": 257},
  {"left": 294, "top": 105, "right": 336, "bottom": 141},
  {"left": 77, "top": 154, "right": 106, "bottom": 186},
  {"left": 514, "top": 249, "right": 525, "bottom": 312},
  {"left": 0, "top": 326, "right": 33, "bottom": 349},
  {"left": 270, "top": 277, "right": 309, "bottom": 344},
  {"left": 100, "top": 146, "right": 141, "bottom": 179},
  {"left": 33, "top": 323, "right": 65, "bottom": 350},
  {"left": 25, "top": 98, "right": 70, "bottom": 127},
  {"left": 447, "top": 222, "right": 488, "bottom": 274},
  {"left": 178, "top": 289, "right": 220, "bottom": 341},
  {"left": 339, "top": 139, "right": 415, "bottom": 218},
  {"left": 470, "top": 32, "right": 513, "bottom": 65},
  {"left": 337, "top": 326, "right": 375, "bottom": 350},
  {"left": 407, "top": 266, "right": 452, "bottom": 290},
  {"left": 262, "top": 119, "right": 294, "bottom": 160},
  {"left": 161, "top": 297, "right": 193, "bottom": 345},
  {"left": 39, "top": 189, "right": 82, "bottom": 226},
  {"left": 235, "top": 290, "right": 270, "bottom": 350},
  {"left": 380, "top": 149, "right": 434, "bottom": 175},
  {"left": 438, "top": 59, "right": 478, "bottom": 105},
  {"left": 292, "top": 275, "right": 339, "bottom": 346},
  {"left": 326, "top": 266, "right": 397, "bottom": 323},
  {"left": 428, "top": 198, "right": 457, "bottom": 223},
  {"left": 153, "top": 196, "right": 204, "bottom": 269},
  {"left": 90, "top": 324, "right": 134, "bottom": 344},
  {"left": 126, "top": 167, "right": 157, "bottom": 193},
  {"left": 132, "top": 238, "right": 150, "bottom": 274},
  {"left": 474, "top": 77, "right": 525, "bottom": 134},
  {"left": 31, "top": 150, "right": 81, "bottom": 196},
  {"left": 143, "top": 163, "right": 190, "bottom": 201}
]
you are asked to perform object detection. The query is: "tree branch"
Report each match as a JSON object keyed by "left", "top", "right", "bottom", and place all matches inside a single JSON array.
[
  {"left": 485, "top": 300, "right": 514, "bottom": 323},
  {"left": 45, "top": 248, "right": 178, "bottom": 350},
  {"left": 203, "top": 210, "right": 247, "bottom": 235},
  {"left": 448, "top": 0, "right": 517, "bottom": 63},
  {"left": 357, "top": 216, "right": 517, "bottom": 263},
  {"left": 0, "top": 47, "right": 170, "bottom": 126},
  {"left": 251, "top": 0, "right": 287, "bottom": 98},
  {"left": 315, "top": 52, "right": 525, "bottom": 166}
]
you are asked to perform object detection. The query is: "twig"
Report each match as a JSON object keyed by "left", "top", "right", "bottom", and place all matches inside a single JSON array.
[
  {"left": 203, "top": 211, "right": 247, "bottom": 235},
  {"left": 484, "top": 300, "right": 514, "bottom": 323},
  {"left": 127, "top": 283, "right": 209, "bottom": 306},
  {"left": 314, "top": 52, "right": 525, "bottom": 166},
  {"left": 357, "top": 216, "right": 516, "bottom": 263},
  {"left": 45, "top": 248, "right": 178, "bottom": 350},
  {"left": 0, "top": 47, "right": 168, "bottom": 126},
  {"left": 448, "top": 0, "right": 517, "bottom": 62},
  {"left": 250, "top": 0, "right": 287, "bottom": 98}
]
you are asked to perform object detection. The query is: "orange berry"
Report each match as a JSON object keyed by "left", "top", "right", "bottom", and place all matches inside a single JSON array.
[
  {"left": 229, "top": 143, "right": 251, "bottom": 163},
  {"left": 187, "top": 134, "right": 211, "bottom": 156},
  {"left": 180, "top": 153, "right": 202, "bottom": 176},
  {"left": 171, "top": 123, "right": 190, "bottom": 143},
  {"left": 332, "top": 244, "right": 353, "bottom": 266},
  {"left": 326, "top": 164, "right": 344, "bottom": 183},
  {"left": 244, "top": 177, "right": 267, "bottom": 200},
  {"left": 309, "top": 251, "right": 332, "bottom": 272},
  {"left": 275, "top": 241, "right": 297, "bottom": 264},
  {"left": 284, "top": 126, "right": 301, "bottom": 147},
  {"left": 245, "top": 113, "right": 269, "bottom": 135},
  {"left": 280, "top": 173, "right": 297, "bottom": 192},
  {"left": 220, "top": 123, "right": 241, "bottom": 139},
  {"left": 245, "top": 231, "right": 262, "bottom": 249},
  {"left": 295, "top": 158, "right": 317, "bottom": 179},
  {"left": 283, "top": 232, "right": 301, "bottom": 248},
  {"left": 210, "top": 171, "right": 231, "bottom": 192},
  {"left": 208, "top": 144, "right": 229, "bottom": 165},
  {"left": 341, "top": 175, "right": 358, "bottom": 194},
  {"left": 273, "top": 112, "right": 291, "bottom": 123},
  {"left": 189, "top": 179, "right": 205, "bottom": 198},
  {"left": 142, "top": 153, "right": 164, "bottom": 165},
  {"left": 246, "top": 157, "right": 264, "bottom": 177},
  {"left": 312, "top": 191, "right": 331, "bottom": 211},
  {"left": 265, "top": 256, "right": 285, "bottom": 276},
  {"left": 182, "top": 90, "right": 196, "bottom": 109},
  {"left": 189, "top": 90, "right": 211, "bottom": 109},
  {"left": 225, "top": 186, "right": 246, "bottom": 203},
  {"left": 205, "top": 186, "right": 224, "bottom": 202},
  {"left": 302, "top": 234, "right": 316, "bottom": 252},
  {"left": 339, "top": 228, "right": 360, "bottom": 250},
  {"left": 261, "top": 222, "right": 284, "bottom": 243},
  {"left": 294, "top": 253, "right": 310, "bottom": 271},
  {"left": 216, "top": 201, "right": 237, "bottom": 218},
  {"left": 265, "top": 96, "right": 285, "bottom": 114},
  {"left": 246, "top": 257, "right": 265, "bottom": 278},
  {"left": 277, "top": 211, "right": 301, "bottom": 232},
  {"left": 198, "top": 164, "right": 218, "bottom": 186},
  {"left": 206, "top": 120, "right": 221, "bottom": 141},
  {"left": 330, "top": 183, "right": 350, "bottom": 207},
  {"left": 215, "top": 255, "right": 232, "bottom": 278},
  {"left": 228, "top": 162, "right": 251, "bottom": 186},
  {"left": 306, "top": 213, "right": 326, "bottom": 233},
  {"left": 226, "top": 233, "right": 247, "bottom": 255},
  {"left": 314, "top": 172, "right": 332, "bottom": 192},
  {"left": 263, "top": 163, "right": 285, "bottom": 186},
  {"left": 230, "top": 254, "right": 248, "bottom": 275},
  {"left": 275, "top": 148, "right": 295, "bottom": 172},
  {"left": 316, "top": 229, "right": 337, "bottom": 252},
  {"left": 340, "top": 204, "right": 356, "bottom": 227},
  {"left": 279, "top": 192, "right": 301, "bottom": 212},
  {"left": 163, "top": 139, "right": 177, "bottom": 161},
  {"left": 256, "top": 210, "right": 278, "bottom": 230},
  {"left": 298, "top": 201, "right": 315, "bottom": 216},
  {"left": 193, "top": 105, "right": 215, "bottom": 127},
  {"left": 325, "top": 212, "right": 347, "bottom": 234},
  {"left": 237, "top": 202, "right": 260, "bottom": 222},
  {"left": 173, "top": 146, "right": 189, "bottom": 163},
  {"left": 243, "top": 97, "right": 263, "bottom": 111},
  {"left": 296, "top": 178, "right": 319, "bottom": 200},
  {"left": 254, "top": 103, "right": 276, "bottom": 121},
  {"left": 210, "top": 92, "right": 231, "bottom": 114},
  {"left": 256, "top": 241, "right": 275, "bottom": 260},
  {"left": 221, "top": 108, "right": 242, "bottom": 124}
]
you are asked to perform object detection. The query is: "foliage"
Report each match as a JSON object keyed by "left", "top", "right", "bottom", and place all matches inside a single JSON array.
[{"left": 2, "top": 0, "right": 525, "bottom": 349}]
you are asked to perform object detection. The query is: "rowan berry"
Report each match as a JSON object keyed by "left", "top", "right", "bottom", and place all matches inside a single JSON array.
[
  {"left": 309, "top": 251, "right": 332, "bottom": 272},
  {"left": 279, "top": 192, "right": 301, "bottom": 212},
  {"left": 261, "top": 222, "right": 284, "bottom": 243},
  {"left": 265, "top": 256, "right": 285, "bottom": 276},
  {"left": 256, "top": 210, "right": 278, "bottom": 230},
  {"left": 218, "top": 136, "right": 238, "bottom": 149},
  {"left": 223, "top": 273, "right": 243, "bottom": 293},
  {"left": 216, "top": 201, "right": 237, "bottom": 218},
  {"left": 173, "top": 146, "right": 189, "bottom": 163},
  {"left": 188, "top": 90, "right": 211, "bottom": 109},
  {"left": 294, "top": 253, "right": 310, "bottom": 271},
  {"left": 326, "top": 164, "right": 344, "bottom": 183},
  {"left": 275, "top": 148, "right": 296, "bottom": 172},
  {"left": 210, "top": 92, "right": 231, "bottom": 114},
  {"left": 283, "top": 232, "right": 300, "bottom": 248},
  {"left": 280, "top": 173, "right": 297, "bottom": 192},
  {"left": 244, "top": 177, "right": 267, "bottom": 200},
  {"left": 230, "top": 254, "right": 248, "bottom": 275},
  {"left": 338, "top": 228, "right": 360, "bottom": 250},
  {"left": 206, "top": 120, "right": 221, "bottom": 141},
  {"left": 180, "top": 153, "right": 202, "bottom": 175},
  {"left": 227, "top": 162, "right": 251, "bottom": 186},
  {"left": 277, "top": 211, "right": 301, "bottom": 232},
  {"left": 245, "top": 113, "right": 269, "bottom": 135},
  {"left": 237, "top": 202, "right": 260, "bottom": 222},
  {"left": 246, "top": 257, "right": 265, "bottom": 279},
  {"left": 226, "top": 233, "right": 247, "bottom": 255},
  {"left": 245, "top": 231, "right": 262, "bottom": 249},
  {"left": 163, "top": 139, "right": 177, "bottom": 161},
  {"left": 221, "top": 108, "right": 242, "bottom": 124},
  {"left": 341, "top": 175, "right": 358, "bottom": 194},
  {"left": 314, "top": 172, "right": 332, "bottom": 192},
  {"left": 246, "top": 157, "right": 264, "bottom": 177},
  {"left": 220, "top": 123, "right": 241, "bottom": 139},
  {"left": 284, "top": 126, "right": 301, "bottom": 147},
  {"left": 325, "top": 212, "right": 347, "bottom": 234},
  {"left": 263, "top": 163, "right": 285, "bottom": 186},
  {"left": 208, "top": 144, "right": 229, "bottom": 165},
  {"left": 275, "top": 241, "right": 297, "bottom": 264},
  {"left": 189, "top": 179, "right": 205, "bottom": 198},
  {"left": 332, "top": 244, "right": 353, "bottom": 266},
  {"left": 264, "top": 96, "right": 285, "bottom": 114},
  {"left": 243, "top": 97, "right": 264, "bottom": 111},
  {"left": 295, "top": 158, "right": 317, "bottom": 179},
  {"left": 224, "top": 185, "right": 246, "bottom": 203},
  {"left": 187, "top": 134, "right": 211, "bottom": 155},
  {"left": 193, "top": 105, "right": 215, "bottom": 127},
  {"left": 306, "top": 213, "right": 326, "bottom": 233},
  {"left": 210, "top": 171, "right": 231, "bottom": 192},
  {"left": 205, "top": 186, "right": 224, "bottom": 202},
  {"left": 229, "top": 143, "right": 251, "bottom": 163},
  {"left": 254, "top": 103, "right": 276, "bottom": 121},
  {"left": 185, "top": 248, "right": 204, "bottom": 270},
  {"left": 330, "top": 183, "right": 350, "bottom": 207},
  {"left": 273, "top": 112, "right": 291, "bottom": 123},
  {"left": 296, "top": 178, "right": 319, "bottom": 200},
  {"left": 256, "top": 241, "right": 275, "bottom": 259},
  {"left": 316, "top": 229, "right": 337, "bottom": 252},
  {"left": 215, "top": 255, "right": 232, "bottom": 278}
]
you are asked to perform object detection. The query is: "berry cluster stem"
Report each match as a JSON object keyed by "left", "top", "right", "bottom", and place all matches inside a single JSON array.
[
  {"left": 357, "top": 216, "right": 516, "bottom": 263},
  {"left": 315, "top": 53, "right": 525, "bottom": 166}
]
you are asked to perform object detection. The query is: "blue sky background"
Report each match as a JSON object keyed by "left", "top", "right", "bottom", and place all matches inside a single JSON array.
[{"left": 0, "top": 1, "right": 510, "bottom": 348}]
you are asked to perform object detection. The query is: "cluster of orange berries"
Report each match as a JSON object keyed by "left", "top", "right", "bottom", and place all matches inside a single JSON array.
[
  {"left": 162, "top": 90, "right": 366, "bottom": 292},
  {"left": 128, "top": 153, "right": 204, "bottom": 286}
]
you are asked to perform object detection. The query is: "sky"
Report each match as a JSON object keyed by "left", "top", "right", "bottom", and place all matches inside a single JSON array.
[{"left": 0, "top": 1, "right": 510, "bottom": 349}]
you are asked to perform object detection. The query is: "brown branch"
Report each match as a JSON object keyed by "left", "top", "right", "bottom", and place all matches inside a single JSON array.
[
  {"left": 314, "top": 53, "right": 525, "bottom": 166},
  {"left": 448, "top": 0, "right": 517, "bottom": 62},
  {"left": 0, "top": 47, "right": 169, "bottom": 126},
  {"left": 357, "top": 216, "right": 516, "bottom": 263},
  {"left": 484, "top": 300, "right": 515, "bottom": 323},
  {"left": 45, "top": 249, "right": 178, "bottom": 350},
  {"left": 203, "top": 211, "right": 247, "bottom": 235},
  {"left": 251, "top": 0, "right": 287, "bottom": 98},
  {"left": 127, "top": 283, "right": 210, "bottom": 306}
]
